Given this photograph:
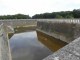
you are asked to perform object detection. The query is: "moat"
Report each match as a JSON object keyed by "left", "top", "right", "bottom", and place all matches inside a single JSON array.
[{"left": 9, "top": 30, "right": 67, "bottom": 60}]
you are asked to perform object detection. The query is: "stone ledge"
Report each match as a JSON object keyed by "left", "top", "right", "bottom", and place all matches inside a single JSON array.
[
  {"left": 43, "top": 37, "right": 80, "bottom": 60},
  {"left": 0, "top": 24, "right": 12, "bottom": 60}
]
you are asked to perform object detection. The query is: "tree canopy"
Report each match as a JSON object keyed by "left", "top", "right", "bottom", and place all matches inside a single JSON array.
[
  {"left": 32, "top": 9, "right": 80, "bottom": 19},
  {"left": 55, "top": 15, "right": 63, "bottom": 19},
  {"left": 0, "top": 14, "right": 31, "bottom": 19},
  {"left": 0, "top": 9, "right": 80, "bottom": 19}
]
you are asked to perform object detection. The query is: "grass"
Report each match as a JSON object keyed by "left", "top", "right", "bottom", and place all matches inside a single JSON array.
[
  {"left": 40, "top": 26, "right": 43, "bottom": 29},
  {"left": 45, "top": 27, "right": 48, "bottom": 30}
]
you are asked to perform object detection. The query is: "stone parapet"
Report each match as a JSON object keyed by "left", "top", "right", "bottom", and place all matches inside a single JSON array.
[
  {"left": 43, "top": 37, "right": 80, "bottom": 60},
  {"left": 0, "top": 23, "right": 12, "bottom": 60}
]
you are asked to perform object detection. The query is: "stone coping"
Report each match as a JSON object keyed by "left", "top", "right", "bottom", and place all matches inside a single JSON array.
[{"left": 43, "top": 37, "right": 80, "bottom": 60}]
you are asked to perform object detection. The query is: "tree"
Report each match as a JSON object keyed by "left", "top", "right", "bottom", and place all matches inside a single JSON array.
[
  {"left": 55, "top": 15, "right": 63, "bottom": 19},
  {"left": 0, "top": 14, "right": 31, "bottom": 19},
  {"left": 65, "top": 14, "right": 74, "bottom": 18},
  {"left": 72, "top": 9, "right": 80, "bottom": 18}
]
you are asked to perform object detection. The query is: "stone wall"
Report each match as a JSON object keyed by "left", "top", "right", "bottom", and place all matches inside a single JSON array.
[
  {"left": 0, "top": 19, "right": 37, "bottom": 27},
  {"left": 0, "top": 19, "right": 80, "bottom": 27},
  {"left": 0, "top": 19, "right": 80, "bottom": 60},
  {"left": 43, "top": 36, "right": 80, "bottom": 60},
  {"left": 0, "top": 24, "right": 12, "bottom": 60},
  {"left": 37, "top": 19, "right": 80, "bottom": 43}
]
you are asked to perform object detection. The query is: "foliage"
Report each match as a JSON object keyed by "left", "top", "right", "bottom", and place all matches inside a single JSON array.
[
  {"left": 55, "top": 15, "right": 63, "bottom": 19},
  {"left": 0, "top": 14, "right": 31, "bottom": 19},
  {"left": 0, "top": 9, "right": 80, "bottom": 19},
  {"left": 32, "top": 9, "right": 80, "bottom": 19},
  {"left": 65, "top": 14, "right": 74, "bottom": 18},
  {"left": 40, "top": 26, "right": 43, "bottom": 29}
]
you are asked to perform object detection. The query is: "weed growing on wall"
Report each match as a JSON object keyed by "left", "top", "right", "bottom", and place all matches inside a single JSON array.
[{"left": 40, "top": 26, "right": 43, "bottom": 29}]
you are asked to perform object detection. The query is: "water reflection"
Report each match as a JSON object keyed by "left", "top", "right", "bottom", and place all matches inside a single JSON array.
[
  {"left": 14, "top": 26, "right": 36, "bottom": 33},
  {"left": 8, "top": 26, "right": 36, "bottom": 39},
  {"left": 36, "top": 31, "right": 67, "bottom": 52},
  {"left": 9, "top": 31, "right": 53, "bottom": 60}
]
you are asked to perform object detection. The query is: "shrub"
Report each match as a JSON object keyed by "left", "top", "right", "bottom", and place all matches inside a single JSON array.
[{"left": 40, "top": 26, "right": 43, "bottom": 29}]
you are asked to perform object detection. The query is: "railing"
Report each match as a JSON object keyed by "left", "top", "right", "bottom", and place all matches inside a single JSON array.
[
  {"left": 1, "top": 19, "right": 80, "bottom": 23},
  {"left": 38, "top": 19, "right": 80, "bottom": 23}
]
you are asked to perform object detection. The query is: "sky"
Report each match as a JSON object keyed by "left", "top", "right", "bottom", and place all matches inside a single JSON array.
[{"left": 0, "top": 0, "right": 80, "bottom": 17}]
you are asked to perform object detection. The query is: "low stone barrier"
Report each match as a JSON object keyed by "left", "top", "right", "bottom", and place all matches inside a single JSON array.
[
  {"left": 0, "top": 19, "right": 37, "bottom": 27},
  {"left": 0, "top": 23, "right": 12, "bottom": 60},
  {"left": 43, "top": 37, "right": 80, "bottom": 60}
]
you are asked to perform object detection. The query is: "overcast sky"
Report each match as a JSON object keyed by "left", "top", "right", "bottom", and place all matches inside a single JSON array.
[{"left": 0, "top": 0, "right": 80, "bottom": 17}]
